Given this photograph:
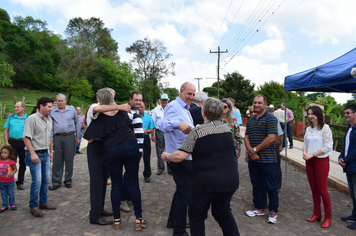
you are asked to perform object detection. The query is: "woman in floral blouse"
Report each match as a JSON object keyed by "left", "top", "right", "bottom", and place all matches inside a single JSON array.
[{"left": 221, "top": 98, "right": 243, "bottom": 164}]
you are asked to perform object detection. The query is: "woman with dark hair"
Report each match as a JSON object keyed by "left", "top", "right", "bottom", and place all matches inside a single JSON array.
[
  {"left": 84, "top": 89, "right": 147, "bottom": 231},
  {"left": 302, "top": 106, "right": 333, "bottom": 228},
  {"left": 162, "top": 97, "right": 239, "bottom": 236}
]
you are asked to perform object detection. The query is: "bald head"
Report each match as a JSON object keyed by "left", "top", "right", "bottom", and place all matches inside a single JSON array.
[
  {"left": 15, "top": 102, "right": 25, "bottom": 116},
  {"left": 179, "top": 82, "right": 196, "bottom": 106}
]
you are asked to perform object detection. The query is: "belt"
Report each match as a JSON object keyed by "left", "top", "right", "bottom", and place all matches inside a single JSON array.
[
  {"left": 35, "top": 149, "right": 48, "bottom": 153},
  {"left": 55, "top": 132, "right": 74, "bottom": 136},
  {"left": 9, "top": 138, "right": 23, "bottom": 141}
]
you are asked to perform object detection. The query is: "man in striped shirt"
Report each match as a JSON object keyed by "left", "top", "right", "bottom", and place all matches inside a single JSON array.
[
  {"left": 244, "top": 94, "right": 279, "bottom": 224},
  {"left": 120, "top": 91, "right": 144, "bottom": 212}
]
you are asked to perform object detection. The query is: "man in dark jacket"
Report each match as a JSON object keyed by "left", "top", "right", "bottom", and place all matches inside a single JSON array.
[
  {"left": 339, "top": 104, "right": 356, "bottom": 230},
  {"left": 189, "top": 92, "right": 207, "bottom": 126}
]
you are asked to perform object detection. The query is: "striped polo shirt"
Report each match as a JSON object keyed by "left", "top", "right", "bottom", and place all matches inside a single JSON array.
[
  {"left": 128, "top": 108, "right": 144, "bottom": 153},
  {"left": 246, "top": 110, "right": 278, "bottom": 163}
]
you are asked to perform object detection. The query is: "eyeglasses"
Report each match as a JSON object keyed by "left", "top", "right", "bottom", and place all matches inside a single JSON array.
[
  {"left": 224, "top": 106, "right": 228, "bottom": 109},
  {"left": 345, "top": 111, "right": 355, "bottom": 115}
]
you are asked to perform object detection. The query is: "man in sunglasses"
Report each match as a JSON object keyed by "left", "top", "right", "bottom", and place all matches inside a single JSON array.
[{"left": 339, "top": 105, "right": 356, "bottom": 230}]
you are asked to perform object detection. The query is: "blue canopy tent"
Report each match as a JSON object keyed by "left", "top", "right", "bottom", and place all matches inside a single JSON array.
[{"left": 283, "top": 47, "right": 356, "bottom": 176}]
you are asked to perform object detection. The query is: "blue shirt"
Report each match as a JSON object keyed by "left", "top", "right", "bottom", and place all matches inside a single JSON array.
[
  {"left": 233, "top": 109, "right": 242, "bottom": 126},
  {"left": 50, "top": 105, "right": 80, "bottom": 136},
  {"left": 141, "top": 113, "right": 156, "bottom": 135},
  {"left": 4, "top": 113, "right": 28, "bottom": 139},
  {"left": 160, "top": 96, "right": 194, "bottom": 160}
]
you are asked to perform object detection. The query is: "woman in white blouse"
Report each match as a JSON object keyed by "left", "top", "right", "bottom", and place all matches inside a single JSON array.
[{"left": 303, "top": 106, "right": 333, "bottom": 228}]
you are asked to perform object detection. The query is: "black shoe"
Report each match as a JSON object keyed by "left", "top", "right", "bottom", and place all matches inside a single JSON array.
[
  {"left": 49, "top": 185, "right": 61, "bottom": 191},
  {"left": 101, "top": 210, "right": 114, "bottom": 216},
  {"left": 76, "top": 151, "right": 83, "bottom": 154},
  {"left": 65, "top": 183, "right": 72, "bottom": 188},
  {"left": 90, "top": 218, "right": 113, "bottom": 225},
  {"left": 289, "top": 146, "right": 293, "bottom": 149},
  {"left": 145, "top": 177, "right": 151, "bottom": 183},
  {"left": 17, "top": 184, "right": 25, "bottom": 190},
  {"left": 167, "top": 222, "right": 190, "bottom": 229},
  {"left": 157, "top": 170, "right": 164, "bottom": 175},
  {"left": 168, "top": 169, "right": 173, "bottom": 175}
]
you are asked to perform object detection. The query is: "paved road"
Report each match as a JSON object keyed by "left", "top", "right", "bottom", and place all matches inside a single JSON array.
[{"left": 1, "top": 141, "right": 355, "bottom": 236}]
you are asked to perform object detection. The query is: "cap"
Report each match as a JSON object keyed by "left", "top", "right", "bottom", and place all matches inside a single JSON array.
[
  {"left": 160, "top": 93, "right": 169, "bottom": 100},
  {"left": 269, "top": 104, "right": 274, "bottom": 108}
]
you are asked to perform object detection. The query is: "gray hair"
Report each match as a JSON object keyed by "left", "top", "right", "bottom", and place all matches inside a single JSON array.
[
  {"left": 96, "top": 88, "right": 115, "bottom": 105},
  {"left": 193, "top": 91, "right": 208, "bottom": 103},
  {"left": 202, "top": 97, "right": 224, "bottom": 121},
  {"left": 221, "top": 98, "right": 234, "bottom": 124},
  {"left": 56, "top": 93, "right": 66, "bottom": 100}
]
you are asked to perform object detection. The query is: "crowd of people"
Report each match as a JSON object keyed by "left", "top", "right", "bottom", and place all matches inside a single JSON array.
[{"left": 1, "top": 82, "right": 356, "bottom": 234}]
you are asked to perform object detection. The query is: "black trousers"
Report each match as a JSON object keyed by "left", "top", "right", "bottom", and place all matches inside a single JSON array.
[
  {"left": 9, "top": 139, "right": 26, "bottom": 185},
  {"left": 87, "top": 140, "right": 108, "bottom": 221},
  {"left": 143, "top": 135, "right": 151, "bottom": 178}
]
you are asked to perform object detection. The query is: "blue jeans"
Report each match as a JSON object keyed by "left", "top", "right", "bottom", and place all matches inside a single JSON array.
[
  {"left": 75, "top": 129, "right": 83, "bottom": 152},
  {"left": 104, "top": 139, "right": 141, "bottom": 219},
  {"left": 248, "top": 161, "right": 279, "bottom": 212},
  {"left": 167, "top": 160, "right": 193, "bottom": 235},
  {"left": 189, "top": 191, "right": 239, "bottom": 236},
  {"left": 0, "top": 182, "right": 15, "bottom": 208},
  {"left": 347, "top": 172, "right": 356, "bottom": 217},
  {"left": 25, "top": 151, "right": 50, "bottom": 209}
]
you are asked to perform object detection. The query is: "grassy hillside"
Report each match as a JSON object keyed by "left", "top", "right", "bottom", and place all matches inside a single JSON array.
[{"left": 0, "top": 88, "right": 94, "bottom": 144}]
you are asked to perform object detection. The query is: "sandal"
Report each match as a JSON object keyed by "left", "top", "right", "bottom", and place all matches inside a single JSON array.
[
  {"left": 114, "top": 219, "right": 121, "bottom": 230},
  {"left": 0, "top": 207, "right": 8, "bottom": 213},
  {"left": 135, "top": 218, "right": 147, "bottom": 230}
]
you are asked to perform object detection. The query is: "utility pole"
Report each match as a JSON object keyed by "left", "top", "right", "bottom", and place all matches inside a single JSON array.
[
  {"left": 210, "top": 46, "right": 228, "bottom": 99},
  {"left": 194, "top": 78, "right": 203, "bottom": 91}
]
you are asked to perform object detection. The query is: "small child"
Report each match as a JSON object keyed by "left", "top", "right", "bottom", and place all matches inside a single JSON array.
[{"left": 0, "top": 145, "right": 17, "bottom": 213}]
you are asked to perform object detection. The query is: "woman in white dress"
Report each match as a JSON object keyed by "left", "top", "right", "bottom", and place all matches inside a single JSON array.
[{"left": 302, "top": 106, "right": 333, "bottom": 228}]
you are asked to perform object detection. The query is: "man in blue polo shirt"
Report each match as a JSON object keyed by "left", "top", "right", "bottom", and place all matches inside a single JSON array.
[
  {"left": 138, "top": 102, "right": 156, "bottom": 183},
  {"left": 4, "top": 101, "right": 28, "bottom": 190},
  {"left": 244, "top": 94, "right": 279, "bottom": 224}
]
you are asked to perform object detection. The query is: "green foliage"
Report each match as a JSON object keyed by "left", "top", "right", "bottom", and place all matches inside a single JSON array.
[
  {"left": 0, "top": 37, "right": 14, "bottom": 87},
  {"left": 162, "top": 87, "right": 179, "bottom": 101},
  {"left": 59, "top": 76, "right": 94, "bottom": 103},
  {"left": 0, "top": 20, "right": 58, "bottom": 90},
  {"left": 0, "top": 8, "right": 10, "bottom": 22},
  {"left": 88, "top": 58, "right": 137, "bottom": 102},
  {"left": 126, "top": 37, "right": 175, "bottom": 106},
  {"left": 203, "top": 72, "right": 255, "bottom": 115},
  {"left": 65, "top": 17, "right": 118, "bottom": 60},
  {"left": 306, "top": 92, "right": 326, "bottom": 101},
  {"left": 13, "top": 16, "right": 48, "bottom": 33}
]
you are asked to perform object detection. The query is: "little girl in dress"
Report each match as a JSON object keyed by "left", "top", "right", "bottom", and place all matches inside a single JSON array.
[{"left": 0, "top": 145, "right": 17, "bottom": 213}]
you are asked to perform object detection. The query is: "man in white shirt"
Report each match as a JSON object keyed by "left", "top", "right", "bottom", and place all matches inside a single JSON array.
[
  {"left": 152, "top": 93, "right": 171, "bottom": 175},
  {"left": 274, "top": 105, "right": 286, "bottom": 147}
]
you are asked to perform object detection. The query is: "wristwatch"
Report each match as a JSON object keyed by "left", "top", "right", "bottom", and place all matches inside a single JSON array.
[{"left": 254, "top": 147, "right": 257, "bottom": 152}]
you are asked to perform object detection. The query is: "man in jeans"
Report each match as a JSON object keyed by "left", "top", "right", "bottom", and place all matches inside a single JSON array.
[
  {"left": 339, "top": 104, "right": 356, "bottom": 230},
  {"left": 245, "top": 95, "right": 279, "bottom": 224},
  {"left": 23, "top": 97, "right": 56, "bottom": 217}
]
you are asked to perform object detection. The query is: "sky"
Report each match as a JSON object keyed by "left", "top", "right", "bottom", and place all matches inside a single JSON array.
[{"left": 2, "top": 0, "right": 356, "bottom": 104}]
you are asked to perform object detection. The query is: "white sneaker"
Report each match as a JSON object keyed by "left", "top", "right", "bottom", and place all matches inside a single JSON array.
[
  {"left": 120, "top": 201, "right": 130, "bottom": 212},
  {"left": 246, "top": 208, "right": 265, "bottom": 217},
  {"left": 267, "top": 210, "right": 278, "bottom": 224}
]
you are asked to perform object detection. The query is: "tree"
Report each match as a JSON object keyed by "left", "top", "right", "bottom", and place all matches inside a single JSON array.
[
  {"left": 65, "top": 17, "right": 118, "bottom": 60},
  {"left": 0, "top": 8, "right": 10, "bottom": 22},
  {"left": 0, "top": 36, "right": 14, "bottom": 87},
  {"left": 306, "top": 92, "right": 327, "bottom": 101},
  {"left": 88, "top": 57, "right": 137, "bottom": 102},
  {"left": 0, "top": 20, "right": 58, "bottom": 90},
  {"left": 126, "top": 37, "right": 175, "bottom": 106},
  {"left": 162, "top": 87, "right": 179, "bottom": 101}
]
